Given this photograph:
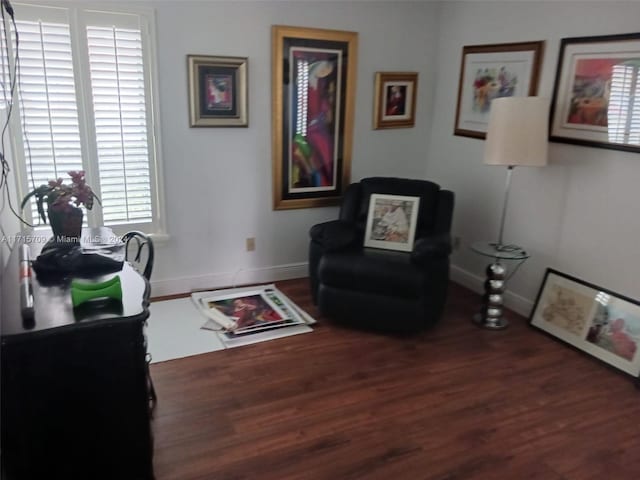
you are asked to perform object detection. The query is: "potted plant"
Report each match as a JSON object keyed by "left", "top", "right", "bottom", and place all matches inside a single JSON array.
[{"left": 21, "top": 170, "right": 100, "bottom": 243}]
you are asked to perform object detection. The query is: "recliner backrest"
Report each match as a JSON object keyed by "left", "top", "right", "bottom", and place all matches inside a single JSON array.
[{"left": 345, "top": 177, "right": 442, "bottom": 236}]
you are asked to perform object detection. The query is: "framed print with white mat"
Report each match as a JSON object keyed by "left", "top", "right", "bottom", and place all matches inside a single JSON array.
[
  {"left": 530, "top": 268, "right": 640, "bottom": 378},
  {"left": 363, "top": 194, "right": 420, "bottom": 252}
]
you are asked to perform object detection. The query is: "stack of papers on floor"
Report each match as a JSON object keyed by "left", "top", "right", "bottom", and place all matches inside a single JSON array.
[{"left": 191, "top": 284, "right": 315, "bottom": 348}]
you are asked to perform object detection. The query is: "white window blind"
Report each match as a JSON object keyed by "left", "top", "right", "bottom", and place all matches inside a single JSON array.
[
  {"left": 608, "top": 63, "right": 640, "bottom": 145},
  {"left": 295, "top": 59, "right": 308, "bottom": 136},
  {"left": 87, "top": 25, "right": 152, "bottom": 225},
  {"left": 635, "top": 69, "right": 640, "bottom": 145},
  {"left": 14, "top": 19, "right": 83, "bottom": 224},
  {"left": 4, "top": 5, "right": 163, "bottom": 234}
]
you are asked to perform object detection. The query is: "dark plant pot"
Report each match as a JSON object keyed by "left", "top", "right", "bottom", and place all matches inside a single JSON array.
[{"left": 48, "top": 205, "right": 83, "bottom": 245}]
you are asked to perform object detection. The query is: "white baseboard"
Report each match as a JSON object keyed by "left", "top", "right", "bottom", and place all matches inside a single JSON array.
[
  {"left": 151, "top": 261, "right": 534, "bottom": 317},
  {"left": 150, "top": 262, "right": 308, "bottom": 298},
  {"left": 450, "top": 264, "right": 534, "bottom": 318}
]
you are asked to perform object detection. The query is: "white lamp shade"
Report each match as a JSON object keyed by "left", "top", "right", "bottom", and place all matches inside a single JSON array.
[{"left": 484, "top": 97, "right": 549, "bottom": 167}]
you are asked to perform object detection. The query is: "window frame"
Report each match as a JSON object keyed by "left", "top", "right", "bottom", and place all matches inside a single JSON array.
[{"left": 6, "top": 2, "right": 167, "bottom": 239}]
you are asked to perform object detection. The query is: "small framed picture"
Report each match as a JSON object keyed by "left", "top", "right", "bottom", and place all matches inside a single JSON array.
[
  {"left": 454, "top": 41, "right": 544, "bottom": 139},
  {"left": 550, "top": 32, "right": 640, "bottom": 153},
  {"left": 373, "top": 72, "right": 418, "bottom": 129},
  {"left": 187, "top": 55, "right": 248, "bottom": 127},
  {"left": 363, "top": 194, "right": 420, "bottom": 252},
  {"left": 530, "top": 268, "right": 640, "bottom": 378}
]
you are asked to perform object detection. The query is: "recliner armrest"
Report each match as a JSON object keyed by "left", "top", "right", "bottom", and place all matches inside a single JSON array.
[
  {"left": 309, "top": 220, "right": 358, "bottom": 252},
  {"left": 411, "top": 233, "right": 452, "bottom": 265}
]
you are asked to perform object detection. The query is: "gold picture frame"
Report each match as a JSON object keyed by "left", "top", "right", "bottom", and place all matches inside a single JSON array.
[
  {"left": 373, "top": 72, "right": 418, "bottom": 129},
  {"left": 188, "top": 55, "right": 248, "bottom": 127},
  {"left": 271, "top": 25, "right": 358, "bottom": 210}
]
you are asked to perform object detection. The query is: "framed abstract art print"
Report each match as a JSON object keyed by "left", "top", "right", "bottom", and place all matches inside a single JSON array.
[
  {"left": 454, "top": 41, "right": 544, "bottom": 139},
  {"left": 188, "top": 55, "right": 248, "bottom": 127},
  {"left": 549, "top": 32, "right": 640, "bottom": 153},
  {"left": 271, "top": 25, "right": 358, "bottom": 210}
]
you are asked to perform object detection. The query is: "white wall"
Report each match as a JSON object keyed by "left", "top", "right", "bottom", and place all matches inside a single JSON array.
[
  {"left": 7, "top": 0, "right": 634, "bottom": 312},
  {"left": 427, "top": 1, "right": 640, "bottom": 314},
  {"left": 149, "top": 0, "right": 440, "bottom": 295}
]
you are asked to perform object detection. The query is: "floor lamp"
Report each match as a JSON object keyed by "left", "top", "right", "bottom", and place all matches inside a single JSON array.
[
  {"left": 484, "top": 96, "right": 549, "bottom": 250},
  {"left": 475, "top": 96, "right": 549, "bottom": 329}
]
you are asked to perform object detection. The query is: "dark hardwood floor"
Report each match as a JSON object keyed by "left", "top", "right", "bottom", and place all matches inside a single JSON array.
[{"left": 150, "top": 280, "right": 640, "bottom": 480}]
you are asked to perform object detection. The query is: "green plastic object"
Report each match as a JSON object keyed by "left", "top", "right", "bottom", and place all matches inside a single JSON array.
[{"left": 71, "top": 275, "right": 122, "bottom": 308}]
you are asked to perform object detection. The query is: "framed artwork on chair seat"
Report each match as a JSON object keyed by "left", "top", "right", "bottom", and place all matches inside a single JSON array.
[{"left": 363, "top": 194, "right": 420, "bottom": 252}]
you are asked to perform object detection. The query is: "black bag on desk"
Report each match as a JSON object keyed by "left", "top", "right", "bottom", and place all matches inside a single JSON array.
[{"left": 33, "top": 244, "right": 124, "bottom": 282}]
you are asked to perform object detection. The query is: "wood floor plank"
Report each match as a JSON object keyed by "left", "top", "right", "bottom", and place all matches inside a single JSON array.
[{"left": 150, "top": 280, "right": 640, "bottom": 480}]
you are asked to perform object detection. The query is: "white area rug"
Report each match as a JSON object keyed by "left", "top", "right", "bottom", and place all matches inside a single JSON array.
[
  {"left": 147, "top": 298, "right": 226, "bottom": 363},
  {"left": 147, "top": 285, "right": 315, "bottom": 364}
]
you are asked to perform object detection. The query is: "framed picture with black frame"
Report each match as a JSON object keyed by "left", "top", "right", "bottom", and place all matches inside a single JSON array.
[
  {"left": 530, "top": 268, "right": 640, "bottom": 381},
  {"left": 549, "top": 32, "right": 640, "bottom": 153}
]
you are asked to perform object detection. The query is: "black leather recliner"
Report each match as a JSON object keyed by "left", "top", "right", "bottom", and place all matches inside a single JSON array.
[{"left": 309, "top": 177, "right": 454, "bottom": 332}]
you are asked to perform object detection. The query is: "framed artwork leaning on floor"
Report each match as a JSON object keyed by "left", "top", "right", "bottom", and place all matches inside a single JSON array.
[{"left": 531, "top": 268, "right": 640, "bottom": 378}]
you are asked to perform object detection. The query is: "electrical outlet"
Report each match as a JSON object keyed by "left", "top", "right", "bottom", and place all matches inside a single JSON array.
[
  {"left": 246, "top": 237, "right": 256, "bottom": 252},
  {"left": 453, "top": 236, "right": 461, "bottom": 250}
]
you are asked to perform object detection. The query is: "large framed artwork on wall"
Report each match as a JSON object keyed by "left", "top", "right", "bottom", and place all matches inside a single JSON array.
[
  {"left": 550, "top": 32, "right": 640, "bottom": 153},
  {"left": 271, "top": 25, "right": 358, "bottom": 210},
  {"left": 454, "top": 41, "right": 544, "bottom": 139}
]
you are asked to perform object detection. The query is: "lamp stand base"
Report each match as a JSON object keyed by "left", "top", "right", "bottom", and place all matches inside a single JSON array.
[
  {"left": 473, "top": 260, "right": 509, "bottom": 330},
  {"left": 473, "top": 313, "right": 509, "bottom": 330}
]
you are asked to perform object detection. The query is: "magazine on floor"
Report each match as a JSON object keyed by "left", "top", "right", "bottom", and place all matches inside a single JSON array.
[{"left": 192, "top": 285, "right": 310, "bottom": 334}]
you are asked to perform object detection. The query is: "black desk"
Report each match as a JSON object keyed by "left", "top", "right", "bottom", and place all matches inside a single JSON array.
[{"left": 1, "top": 232, "right": 155, "bottom": 479}]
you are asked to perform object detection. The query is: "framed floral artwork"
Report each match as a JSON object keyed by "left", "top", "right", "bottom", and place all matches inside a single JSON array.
[
  {"left": 373, "top": 72, "right": 418, "bottom": 129},
  {"left": 187, "top": 55, "right": 248, "bottom": 127},
  {"left": 550, "top": 32, "right": 640, "bottom": 153},
  {"left": 530, "top": 268, "right": 640, "bottom": 379},
  {"left": 363, "top": 194, "right": 420, "bottom": 252},
  {"left": 271, "top": 25, "right": 358, "bottom": 210},
  {"left": 454, "top": 41, "right": 544, "bottom": 139}
]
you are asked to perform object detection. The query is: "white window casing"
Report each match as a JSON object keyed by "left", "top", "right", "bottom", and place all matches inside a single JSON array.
[{"left": 4, "top": 3, "right": 166, "bottom": 238}]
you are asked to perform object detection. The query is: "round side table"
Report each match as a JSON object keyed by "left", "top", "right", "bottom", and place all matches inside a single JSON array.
[{"left": 470, "top": 241, "right": 529, "bottom": 330}]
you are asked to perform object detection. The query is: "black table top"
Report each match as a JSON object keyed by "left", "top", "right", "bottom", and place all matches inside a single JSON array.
[{"left": 1, "top": 229, "right": 150, "bottom": 341}]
